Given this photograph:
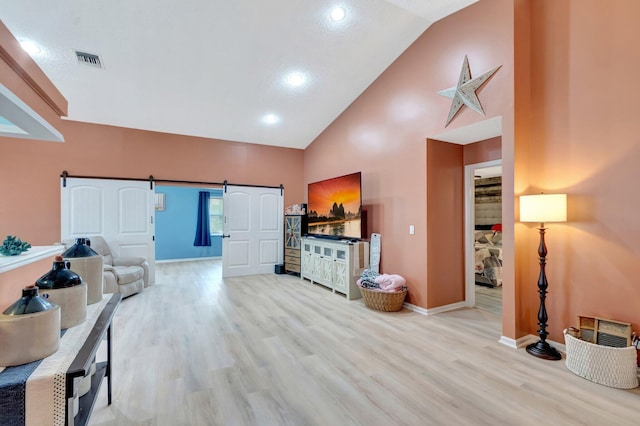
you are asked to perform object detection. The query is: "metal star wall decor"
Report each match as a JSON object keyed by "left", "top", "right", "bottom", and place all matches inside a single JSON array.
[{"left": 438, "top": 55, "right": 501, "bottom": 127}]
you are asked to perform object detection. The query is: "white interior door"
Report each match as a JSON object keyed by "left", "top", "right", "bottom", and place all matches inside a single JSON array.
[
  {"left": 61, "top": 178, "right": 156, "bottom": 283},
  {"left": 222, "top": 185, "right": 283, "bottom": 277}
]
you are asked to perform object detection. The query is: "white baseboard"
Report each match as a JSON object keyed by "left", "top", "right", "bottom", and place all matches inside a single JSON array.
[
  {"left": 499, "top": 333, "right": 566, "bottom": 353},
  {"left": 403, "top": 302, "right": 429, "bottom": 316},
  {"left": 499, "top": 335, "right": 535, "bottom": 349},
  {"left": 498, "top": 336, "right": 519, "bottom": 349},
  {"left": 403, "top": 301, "right": 467, "bottom": 316},
  {"left": 156, "top": 256, "right": 221, "bottom": 264}
]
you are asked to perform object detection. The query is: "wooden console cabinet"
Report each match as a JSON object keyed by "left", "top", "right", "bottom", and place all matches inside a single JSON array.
[
  {"left": 300, "top": 237, "right": 369, "bottom": 300},
  {"left": 284, "top": 215, "right": 308, "bottom": 274}
]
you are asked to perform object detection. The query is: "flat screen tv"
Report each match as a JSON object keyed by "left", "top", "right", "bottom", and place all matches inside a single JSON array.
[{"left": 307, "top": 172, "right": 362, "bottom": 240}]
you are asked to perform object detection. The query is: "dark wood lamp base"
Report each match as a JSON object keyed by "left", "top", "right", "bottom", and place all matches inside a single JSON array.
[{"left": 526, "top": 340, "right": 562, "bottom": 360}]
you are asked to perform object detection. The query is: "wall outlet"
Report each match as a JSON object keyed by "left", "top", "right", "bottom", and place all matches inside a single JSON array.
[{"left": 409, "top": 225, "right": 415, "bottom": 235}]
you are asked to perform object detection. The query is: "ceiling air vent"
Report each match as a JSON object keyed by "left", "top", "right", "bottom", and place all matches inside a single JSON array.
[{"left": 75, "top": 50, "right": 103, "bottom": 68}]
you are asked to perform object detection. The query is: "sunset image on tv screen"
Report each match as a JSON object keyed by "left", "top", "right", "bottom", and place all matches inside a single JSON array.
[{"left": 307, "top": 172, "right": 361, "bottom": 239}]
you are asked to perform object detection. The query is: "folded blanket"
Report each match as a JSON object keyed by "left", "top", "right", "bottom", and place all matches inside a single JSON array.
[
  {"left": 358, "top": 270, "right": 407, "bottom": 292},
  {"left": 358, "top": 269, "right": 379, "bottom": 289},
  {"left": 374, "top": 274, "right": 406, "bottom": 292}
]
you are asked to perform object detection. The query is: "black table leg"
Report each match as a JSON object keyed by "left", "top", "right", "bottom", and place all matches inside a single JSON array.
[{"left": 107, "top": 324, "right": 112, "bottom": 405}]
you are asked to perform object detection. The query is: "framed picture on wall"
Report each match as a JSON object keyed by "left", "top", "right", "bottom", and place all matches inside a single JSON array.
[{"left": 155, "top": 193, "right": 165, "bottom": 211}]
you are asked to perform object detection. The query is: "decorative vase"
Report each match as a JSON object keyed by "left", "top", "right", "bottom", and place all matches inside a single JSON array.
[
  {"left": 3, "top": 285, "right": 56, "bottom": 315},
  {"left": 0, "top": 285, "right": 61, "bottom": 366},
  {"left": 62, "top": 238, "right": 103, "bottom": 305},
  {"left": 36, "top": 255, "right": 87, "bottom": 329}
]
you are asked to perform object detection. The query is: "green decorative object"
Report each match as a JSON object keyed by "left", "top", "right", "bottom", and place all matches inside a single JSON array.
[{"left": 0, "top": 235, "right": 32, "bottom": 256}]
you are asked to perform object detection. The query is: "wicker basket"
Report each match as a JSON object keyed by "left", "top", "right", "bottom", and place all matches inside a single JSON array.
[
  {"left": 563, "top": 330, "right": 639, "bottom": 389},
  {"left": 359, "top": 287, "right": 407, "bottom": 312}
]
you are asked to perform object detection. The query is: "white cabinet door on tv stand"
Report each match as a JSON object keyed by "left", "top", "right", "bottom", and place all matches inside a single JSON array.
[{"left": 300, "top": 237, "right": 369, "bottom": 300}]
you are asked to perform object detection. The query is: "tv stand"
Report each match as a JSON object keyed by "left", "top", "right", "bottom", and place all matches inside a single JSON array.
[{"left": 300, "top": 237, "right": 369, "bottom": 300}]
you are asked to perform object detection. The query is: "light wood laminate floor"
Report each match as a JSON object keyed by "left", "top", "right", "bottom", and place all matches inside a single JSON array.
[
  {"left": 89, "top": 260, "right": 640, "bottom": 425},
  {"left": 475, "top": 284, "right": 502, "bottom": 315}
]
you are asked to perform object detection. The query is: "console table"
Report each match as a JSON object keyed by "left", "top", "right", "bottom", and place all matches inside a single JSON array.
[
  {"left": 66, "top": 293, "right": 121, "bottom": 426},
  {"left": 0, "top": 293, "right": 121, "bottom": 426},
  {"left": 300, "top": 237, "right": 369, "bottom": 300}
]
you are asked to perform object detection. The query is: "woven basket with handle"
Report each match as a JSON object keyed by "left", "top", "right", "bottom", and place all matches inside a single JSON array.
[
  {"left": 563, "top": 330, "right": 639, "bottom": 389},
  {"left": 359, "top": 286, "right": 407, "bottom": 312}
]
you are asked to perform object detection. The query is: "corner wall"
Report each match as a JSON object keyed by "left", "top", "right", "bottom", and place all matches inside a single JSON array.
[
  {"left": 304, "top": 0, "right": 515, "bottom": 313},
  {"left": 426, "top": 140, "right": 464, "bottom": 307},
  {"left": 519, "top": 0, "right": 640, "bottom": 339}
]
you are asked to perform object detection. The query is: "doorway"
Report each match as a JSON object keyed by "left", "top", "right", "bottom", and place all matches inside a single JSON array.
[
  {"left": 62, "top": 177, "right": 284, "bottom": 283},
  {"left": 154, "top": 185, "right": 224, "bottom": 263},
  {"left": 464, "top": 160, "right": 502, "bottom": 314},
  {"left": 154, "top": 184, "right": 284, "bottom": 277}
]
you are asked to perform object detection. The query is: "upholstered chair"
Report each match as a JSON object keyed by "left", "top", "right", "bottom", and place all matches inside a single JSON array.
[{"left": 74, "top": 236, "right": 149, "bottom": 298}]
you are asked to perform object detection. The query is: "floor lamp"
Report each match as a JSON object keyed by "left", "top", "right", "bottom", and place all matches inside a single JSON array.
[{"left": 520, "top": 193, "right": 567, "bottom": 360}]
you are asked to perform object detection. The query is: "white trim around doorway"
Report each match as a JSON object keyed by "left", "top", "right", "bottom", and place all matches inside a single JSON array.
[{"left": 464, "top": 159, "right": 502, "bottom": 309}]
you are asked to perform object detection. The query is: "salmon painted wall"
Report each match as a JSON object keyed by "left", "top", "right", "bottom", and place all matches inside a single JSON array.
[
  {"left": 0, "top": 20, "right": 67, "bottom": 119},
  {"left": 512, "top": 0, "right": 533, "bottom": 340},
  {"left": 426, "top": 140, "right": 464, "bottom": 307},
  {"left": 0, "top": 21, "right": 67, "bottom": 307},
  {"left": 0, "top": 120, "right": 305, "bottom": 246},
  {"left": 515, "top": 0, "right": 640, "bottom": 341},
  {"left": 464, "top": 136, "right": 501, "bottom": 165},
  {"left": 0, "top": 255, "right": 61, "bottom": 311},
  {"left": 304, "top": 0, "right": 515, "bottom": 311},
  {"left": 425, "top": 136, "right": 502, "bottom": 309}
]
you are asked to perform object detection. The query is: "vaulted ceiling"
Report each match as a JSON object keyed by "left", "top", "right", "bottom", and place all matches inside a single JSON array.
[{"left": 2, "top": 0, "right": 477, "bottom": 149}]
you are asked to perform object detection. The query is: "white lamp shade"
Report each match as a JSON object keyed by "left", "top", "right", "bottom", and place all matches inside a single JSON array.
[{"left": 520, "top": 193, "right": 567, "bottom": 223}]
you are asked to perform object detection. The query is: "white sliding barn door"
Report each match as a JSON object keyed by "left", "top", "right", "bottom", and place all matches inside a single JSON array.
[
  {"left": 61, "top": 178, "right": 156, "bottom": 283},
  {"left": 222, "top": 186, "right": 283, "bottom": 277}
]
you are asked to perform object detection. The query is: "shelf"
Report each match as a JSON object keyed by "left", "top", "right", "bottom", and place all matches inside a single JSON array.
[
  {"left": 0, "top": 245, "right": 64, "bottom": 274},
  {"left": 66, "top": 293, "right": 121, "bottom": 425},
  {"left": 75, "top": 362, "right": 107, "bottom": 426}
]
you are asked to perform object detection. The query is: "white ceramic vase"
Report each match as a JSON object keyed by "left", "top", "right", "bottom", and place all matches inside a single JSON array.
[
  {"left": 39, "top": 283, "right": 87, "bottom": 329},
  {"left": 0, "top": 306, "right": 61, "bottom": 367},
  {"left": 65, "top": 256, "right": 103, "bottom": 305}
]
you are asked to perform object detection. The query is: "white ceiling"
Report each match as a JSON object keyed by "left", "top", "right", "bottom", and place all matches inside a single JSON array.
[
  {"left": 431, "top": 116, "right": 502, "bottom": 145},
  {"left": 475, "top": 165, "right": 502, "bottom": 178},
  {"left": 1, "top": 0, "right": 477, "bottom": 149}
]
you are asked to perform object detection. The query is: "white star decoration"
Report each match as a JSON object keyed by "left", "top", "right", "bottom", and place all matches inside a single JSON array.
[{"left": 438, "top": 55, "right": 501, "bottom": 127}]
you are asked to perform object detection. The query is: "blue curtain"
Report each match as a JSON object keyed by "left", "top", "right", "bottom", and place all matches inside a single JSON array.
[{"left": 193, "top": 191, "right": 211, "bottom": 246}]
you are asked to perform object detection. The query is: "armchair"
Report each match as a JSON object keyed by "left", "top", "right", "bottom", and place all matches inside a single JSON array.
[{"left": 84, "top": 236, "right": 149, "bottom": 298}]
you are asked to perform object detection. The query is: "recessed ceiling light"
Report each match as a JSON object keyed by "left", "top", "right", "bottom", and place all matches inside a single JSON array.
[
  {"left": 19, "top": 40, "right": 41, "bottom": 55},
  {"left": 283, "top": 71, "right": 307, "bottom": 88},
  {"left": 330, "top": 7, "right": 346, "bottom": 21},
  {"left": 263, "top": 114, "right": 280, "bottom": 125}
]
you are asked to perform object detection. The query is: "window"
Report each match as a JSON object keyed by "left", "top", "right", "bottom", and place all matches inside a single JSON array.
[{"left": 209, "top": 197, "right": 224, "bottom": 235}]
